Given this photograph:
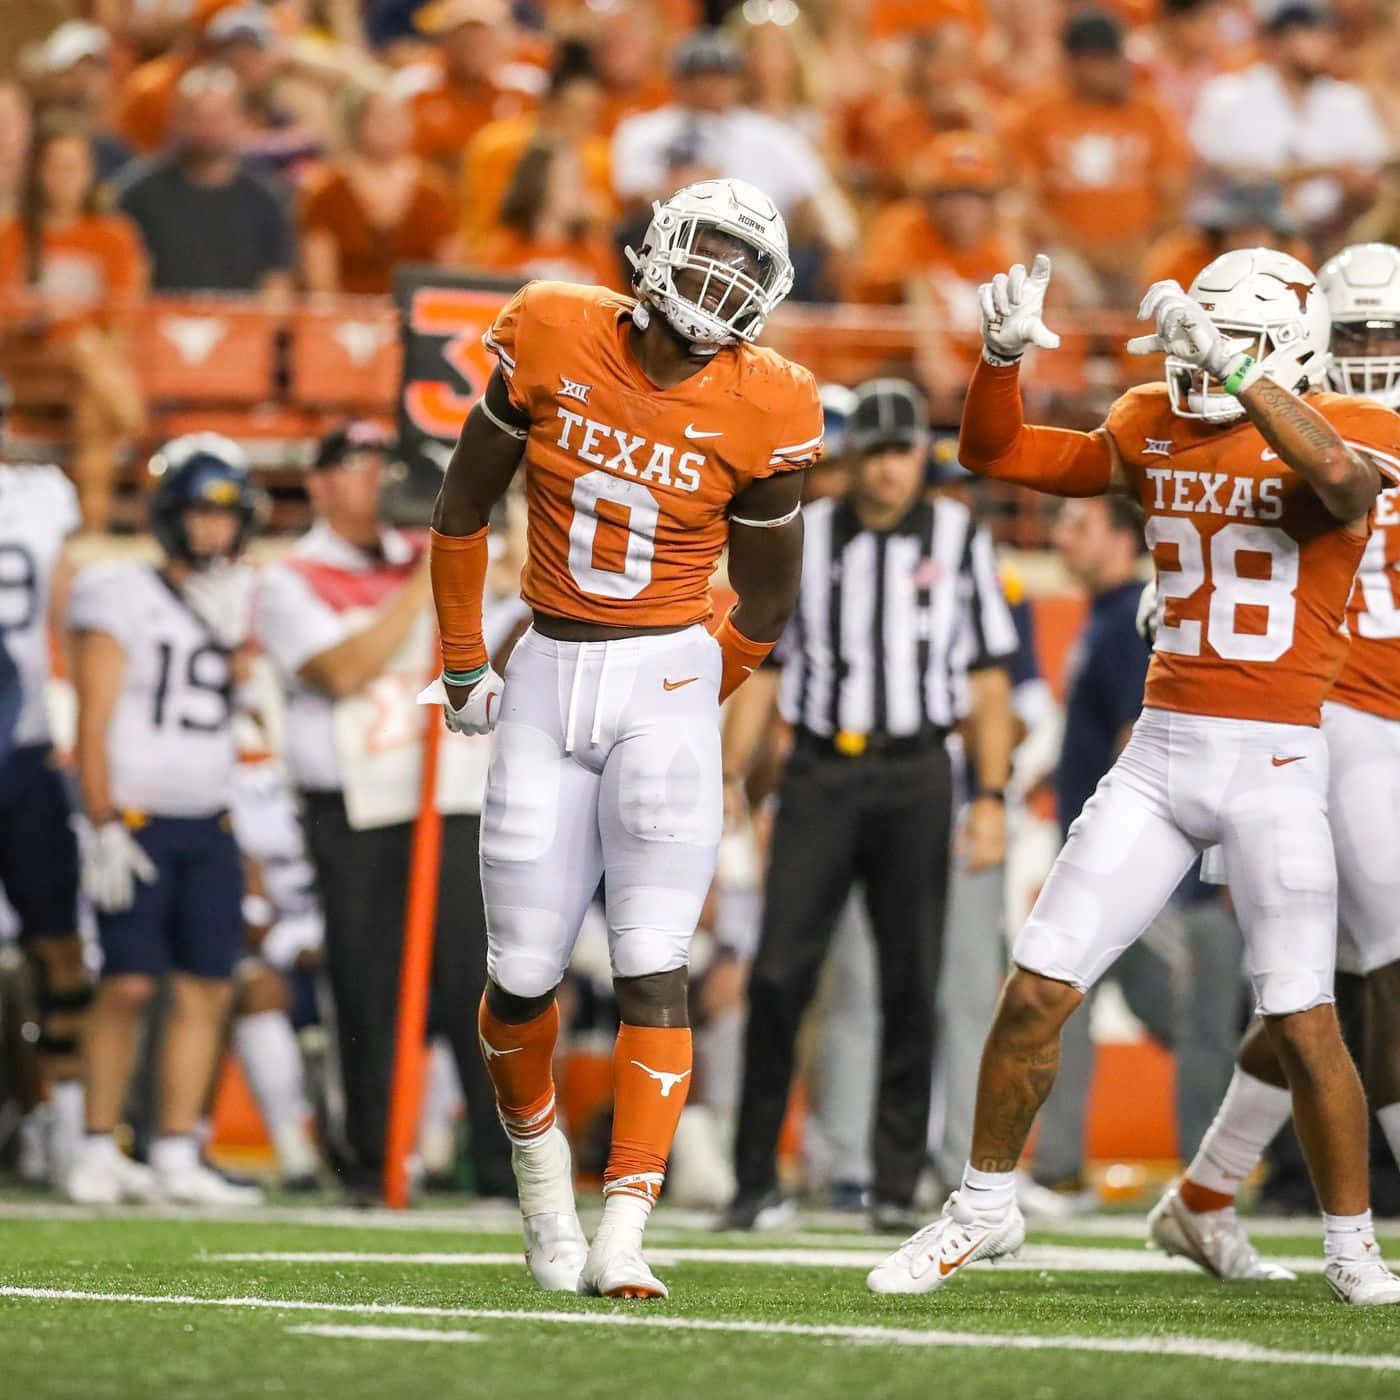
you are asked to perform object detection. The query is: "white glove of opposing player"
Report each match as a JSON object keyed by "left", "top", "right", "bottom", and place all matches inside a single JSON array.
[
  {"left": 83, "top": 821, "right": 158, "bottom": 914},
  {"left": 1126, "top": 280, "right": 1246, "bottom": 376},
  {"left": 978, "top": 253, "right": 1062, "bottom": 363},
  {"left": 416, "top": 668, "right": 506, "bottom": 736},
  {"left": 1135, "top": 577, "right": 1158, "bottom": 647}
]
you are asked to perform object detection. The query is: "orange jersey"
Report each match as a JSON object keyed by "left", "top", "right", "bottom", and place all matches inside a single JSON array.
[
  {"left": 845, "top": 202, "right": 1016, "bottom": 308},
  {"left": 1105, "top": 384, "right": 1400, "bottom": 727},
  {"left": 1012, "top": 87, "right": 1187, "bottom": 249},
  {"left": 484, "top": 281, "right": 822, "bottom": 628},
  {"left": 1333, "top": 479, "right": 1400, "bottom": 720}
]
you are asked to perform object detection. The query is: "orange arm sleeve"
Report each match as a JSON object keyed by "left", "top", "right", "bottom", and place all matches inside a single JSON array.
[
  {"left": 430, "top": 526, "right": 489, "bottom": 676},
  {"left": 711, "top": 606, "right": 775, "bottom": 703},
  {"left": 958, "top": 357, "right": 1114, "bottom": 498}
]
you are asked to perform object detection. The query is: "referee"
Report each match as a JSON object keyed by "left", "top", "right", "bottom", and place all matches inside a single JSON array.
[{"left": 721, "top": 378, "right": 1018, "bottom": 1232}]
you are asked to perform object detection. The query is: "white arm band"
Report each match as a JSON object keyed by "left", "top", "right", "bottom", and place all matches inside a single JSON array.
[
  {"left": 729, "top": 503, "right": 802, "bottom": 529},
  {"left": 479, "top": 398, "right": 528, "bottom": 440}
]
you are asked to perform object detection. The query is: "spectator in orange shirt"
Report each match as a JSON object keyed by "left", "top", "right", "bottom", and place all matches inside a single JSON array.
[
  {"left": 1141, "top": 179, "right": 1312, "bottom": 295},
  {"left": 467, "top": 141, "right": 622, "bottom": 290},
  {"left": 115, "top": 3, "right": 285, "bottom": 155},
  {"left": 846, "top": 130, "right": 1015, "bottom": 306},
  {"left": 301, "top": 85, "right": 455, "bottom": 296},
  {"left": 457, "top": 42, "right": 611, "bottom": 256},
  {"left": 0, "top": 121, "right": 147, "bottom": 529},
  {"left": 1013, "top": 9, "right": 1188, "bottom": 307},
  {"left": 844, "top": 23, "right": 999, "bottom": 197},
  {"left": 404, "top": 0, "right": 539, "bottom": 182}
]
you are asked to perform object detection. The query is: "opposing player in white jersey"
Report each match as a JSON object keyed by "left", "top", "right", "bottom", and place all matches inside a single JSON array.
[
  {"left": 1150, "top": 243, "right": 1400, "bottom": 1287},
  {"left": 0, "top": 372, "right": 90, "bottom": 1185},
  {"left": 65, "top": 434, "right": 265, "bottom": 1206}
]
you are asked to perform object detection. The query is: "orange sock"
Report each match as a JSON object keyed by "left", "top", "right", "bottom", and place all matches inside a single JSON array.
[
  {"left": 478, "top": 998, "right": 558, "bottom": 1144},
  {"left": 1179, "top": 1177, "right": 1237, "bottom": 1213},
  {"left": 605, "top": 1024, "right": 692, "bottom": 1205}
]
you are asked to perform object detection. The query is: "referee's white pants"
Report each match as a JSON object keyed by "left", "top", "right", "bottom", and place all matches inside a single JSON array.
[{"left": 480, "top": 625, "right": 724, "bottom": 999}]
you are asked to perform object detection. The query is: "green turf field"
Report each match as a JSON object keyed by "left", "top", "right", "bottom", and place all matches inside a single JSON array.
[{"left": 2, "top": 1204, "right": 1398, "bottom": 1399}]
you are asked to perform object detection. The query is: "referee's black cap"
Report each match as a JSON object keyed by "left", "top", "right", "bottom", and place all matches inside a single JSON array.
[{"left": 849, "top": 378, "right": 929, "bottom": 455}]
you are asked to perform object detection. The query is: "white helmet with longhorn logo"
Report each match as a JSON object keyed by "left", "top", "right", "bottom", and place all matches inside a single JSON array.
[{"left": 1166, "top": 247, "right": 1331, "bottom": 422}]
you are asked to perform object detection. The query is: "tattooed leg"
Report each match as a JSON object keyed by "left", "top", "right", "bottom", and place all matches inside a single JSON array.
[{"left": 969, "top": 969, "right": 1084, "bottom": 1173}]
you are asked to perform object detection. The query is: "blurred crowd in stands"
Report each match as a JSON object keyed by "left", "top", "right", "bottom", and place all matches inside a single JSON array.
[{"left": 3, "top": 0, "right": 1400, "bottom": 528}]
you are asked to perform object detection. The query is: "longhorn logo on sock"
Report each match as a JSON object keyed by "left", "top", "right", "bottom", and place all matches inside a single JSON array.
[
  {"left": 629, "top": 1061, "right": 691, "bottom": 1098},
  {"left": 479, "top": 1035, "right": 523, "bottom": 1062}
]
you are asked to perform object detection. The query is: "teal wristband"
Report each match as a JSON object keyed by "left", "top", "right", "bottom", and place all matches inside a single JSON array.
[
  {"left": 1222, "top": 355, "right": 1257, "bottom": 396},
  {"left": 443, "top": 664, "right": 489, "bottom": 686}
]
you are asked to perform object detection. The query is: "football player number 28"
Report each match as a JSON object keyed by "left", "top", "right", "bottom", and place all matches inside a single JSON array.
[
  {"left": 568, "top": 470, "right": 660, "bottom": 599},
  {"left": 1147, "top": 519, "right": 1299, "bottom": 661}
]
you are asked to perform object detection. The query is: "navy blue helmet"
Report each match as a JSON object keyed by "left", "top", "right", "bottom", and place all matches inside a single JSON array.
[{"left": 148, "top": 433, "right": 261, "bottom": 566}]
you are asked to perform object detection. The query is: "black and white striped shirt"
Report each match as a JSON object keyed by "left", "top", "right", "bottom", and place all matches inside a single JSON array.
[{"left": 778, "top": 495, "right": 1018, "bottom": 738}]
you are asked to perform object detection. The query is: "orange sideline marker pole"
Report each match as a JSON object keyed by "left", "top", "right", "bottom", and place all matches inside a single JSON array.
[{"left": 383, "top": 701, "right": 444, "bottom": 1208}]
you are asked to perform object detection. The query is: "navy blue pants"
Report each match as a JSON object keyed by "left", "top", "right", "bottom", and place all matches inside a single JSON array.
[
  {"left": 0, "top": 743, "right": 80, "bottom": 940},
  {"left": 97, "top": 814, "right": 243, "bottom": 980}
]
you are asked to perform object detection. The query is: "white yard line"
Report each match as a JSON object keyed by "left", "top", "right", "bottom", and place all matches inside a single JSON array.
[
  {"left": 2, "top": 1285, "right": 1396, "bottom": 1372},
  {"left": 206, "top": 1245, "right": 1328, "bottom": 1275},
  {"left": 289, "top": 1325, "right": 485, "bottom": 1343},
  {"left": 0, "top": 1199, "right": 1392, "bottom": 1242}
]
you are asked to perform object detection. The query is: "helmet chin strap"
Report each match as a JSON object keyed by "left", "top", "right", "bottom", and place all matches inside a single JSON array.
[{"left": 631, "top": 299, "right": 721, "bottom": 358}]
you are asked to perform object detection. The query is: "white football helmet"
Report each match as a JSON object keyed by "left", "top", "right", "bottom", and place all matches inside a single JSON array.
[
  {"left": 1166, "top": 247, "right": 1330, "bottom": 423},
  {"left": 626, "top": 178, "right": 794, "bottom": 351},
  {"left": 1319, "top": 242, "right": 1400, "bottom": 409}
]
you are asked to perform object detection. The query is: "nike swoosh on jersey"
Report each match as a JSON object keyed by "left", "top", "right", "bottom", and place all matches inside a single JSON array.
[
  {"left": 1261, "top": 449, "right": 1279, "bottom": 461},
  {"left": 684, "top": 425, "right": 723, "bottom": 440},
  {"left": 663, "top": 676, "right": 700, "bottom": 691},
  {"left": 1271, "top": 754, "right": 1306, "bottom": 766}
]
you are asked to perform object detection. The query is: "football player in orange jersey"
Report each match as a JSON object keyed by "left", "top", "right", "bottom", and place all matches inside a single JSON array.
[
  {"left": 867, "top": 249, "right": 1400, "bottom": 1305},
  {"left": 425, "top": 178, "right": 821, "bottom": 1298},
  {"left": 1149, "top": 243, "right": 1400, "bottom": 1289}
]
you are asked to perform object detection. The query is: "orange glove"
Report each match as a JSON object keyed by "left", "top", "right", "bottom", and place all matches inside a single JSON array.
[{"left": 711, "top": 606, "right": 774, "bottom": 702}]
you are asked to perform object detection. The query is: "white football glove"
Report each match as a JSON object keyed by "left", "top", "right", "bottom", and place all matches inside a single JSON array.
[
  {"left": 83, "top": 820, "right": 158, "bottom": 914},
  {"left": 417, "top": 668, "right": 505, "bottom": 736},
  {"left": 978, "top": 253, "right": 1061, "bottom": 363},
  {"left": 1135, "top": 577, "right": 1158, "bottom": 647},
  {"left": 1126, "top": 280, "right": 1247, "bottom": 376}
]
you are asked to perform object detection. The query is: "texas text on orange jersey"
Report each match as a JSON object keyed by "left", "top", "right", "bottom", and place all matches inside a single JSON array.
[
  {"left": 1104, "top": 383, "right": 1400, "bottom": 728},
  {"left": 1333, "top": 482, "right": 1400, "bottom": 720},
  {"left": 483, "top": 280, "right": 824, "bottom": 628}
]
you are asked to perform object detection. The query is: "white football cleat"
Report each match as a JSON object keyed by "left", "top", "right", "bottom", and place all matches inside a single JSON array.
[
  {"left": 523, "top": 1212, "right": 590, "bottom": 1292},
  {"left": 866, "top": 1192, "right": 1025, "bottom": 1295},
  {"left": 1147, "top": 1182, "right": 1295, "bottom": 1281},
  {"left": 65, "top": 1140, "right": 161, "bottom": 1205},
  {"left": 511, "top": 1126, "right": 587, "bottom": 1292},
  {"left": 1325, "top": 1251, "right": 1400, "bottom": 1305},
  {"left": 578, "top": 1240, "right": 669, "bottom": 1300},
  {"left": 157, "top": 1162, "right": 264, "bottom": 1206}
]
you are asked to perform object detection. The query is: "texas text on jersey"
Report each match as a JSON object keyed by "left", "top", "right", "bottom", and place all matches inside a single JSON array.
[
  {"left": 427, "top": 177, "right": 820, "bottom": 1303},
  {"left": 484, "top": 278, "right": 822, "bottom": 628},
  {"left": 1106, "top": 382, "right": 1400, "bottom": 726}
]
